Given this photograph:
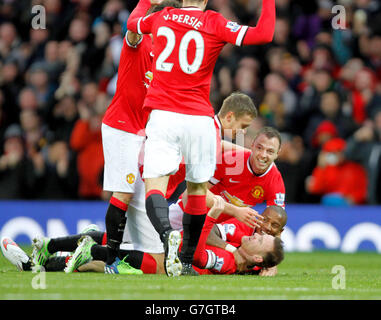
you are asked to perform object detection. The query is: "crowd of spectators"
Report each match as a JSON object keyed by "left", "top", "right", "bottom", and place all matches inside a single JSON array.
[{"left": 0, "top": 0, "right": 380, "bottom": 204}]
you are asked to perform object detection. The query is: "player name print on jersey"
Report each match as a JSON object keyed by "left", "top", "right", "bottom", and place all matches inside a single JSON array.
[{"left": 162, "top": 13, "right": 203, "bottom": 30}]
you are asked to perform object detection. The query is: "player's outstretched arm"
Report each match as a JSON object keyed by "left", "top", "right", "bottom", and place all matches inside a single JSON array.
[
  {"left": 206, "top": 189, "right": 263, "bottom": 229},
  {"left": 126, "top": 0, "right": 152, "bottom": 44},
  {"left": 127, "top": 0, "right": 154, "bottom": 34},
  {"left": 207, "top": 196, "right": 225, "bottom": 220},
  {"left": 242, "top": 0, "right": 276, "bottom": 46},
  {"left": 183, "top": 186, "right": 263, "bottom": 228},
  {"left": 206, "top": 225, "right": 229, "bottom": 250},
  {"left": 192, "top": 197, "right": 224, "bottom": 269},
  {"left": 221, "top": 140, "right": 250, "bottom": 153}
]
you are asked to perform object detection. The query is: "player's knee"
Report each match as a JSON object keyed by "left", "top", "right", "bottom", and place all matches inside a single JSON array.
[
  {"left": 186, "top": 181, "right": 207, "bottom": 195},
  {"left": 112, "top": 192, "right": 133, "bottom": 205}
]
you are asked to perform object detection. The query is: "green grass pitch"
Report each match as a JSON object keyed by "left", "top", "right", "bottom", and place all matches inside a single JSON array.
[{"left": 0, "top": 247, "right": 380, "bottom": 300}]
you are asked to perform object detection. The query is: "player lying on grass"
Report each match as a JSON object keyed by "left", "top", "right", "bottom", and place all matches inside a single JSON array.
[
  {"left": 1, "top": 203, "right": 286, "bottom": 275},
  {"left": 198, "top": 205, "right": 286, "bottom": 276},
  {"left": 71, "top": 202, "right": 285, "bottom": 275},
  {"left": 192, "top": 196, "right": 284, "bottom": 274}
]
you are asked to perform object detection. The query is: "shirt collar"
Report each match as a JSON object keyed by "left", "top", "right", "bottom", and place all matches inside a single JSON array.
[
  {"left": 214, "top": 115, "right": 222, "bottom": 136},
  {"left": 181, "top": 7, "right": 203, "bottom": 11},
  {"left": 247, "top": 154, "right": 274, "bottom": 177}
]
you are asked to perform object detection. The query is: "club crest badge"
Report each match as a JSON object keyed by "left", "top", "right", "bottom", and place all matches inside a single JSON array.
[
  {"left": 126, "top": 173, "right": 136, "bottom": 184},
  {"left": 251, "top": 186, "right": 264, "bottom": 199}
]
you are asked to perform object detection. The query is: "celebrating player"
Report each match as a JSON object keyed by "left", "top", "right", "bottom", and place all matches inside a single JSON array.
[
  {"left": 127, "top": 0, "right": 276, "bottom": 276},
  {"left": 90, "top": 0, "right": 181, "bottom": 270},
  {"left": 192, "top": 196, "right": 284, "bottom": 275},
  {"left": 170, "top": 126, "right": 286, "bottom": 230},
  {"left": 202, "top": 205, "right": 287, "bottom": 276}
]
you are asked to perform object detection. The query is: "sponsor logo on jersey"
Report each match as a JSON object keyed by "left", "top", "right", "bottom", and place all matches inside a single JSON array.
[
  {"left": 223, "top": 224, "right": 236, "bottom": 237},
  {"left": 213, "top": 256, "right": 224, "bottom": 272},
  {"left": 226, "top": 21, "right": 241, "bottom": 32},
  {"left": 275, "top": 193, "right": 285, "bottom": 206},
  {"left": 251, "top": 186, "right": 264, "bottom": 199},
  {"left": 222, "top": 191, "right": 250, "bottom": 207},
  {"left": 126, "top": 173, "right": 136, "bottom": 184},
  {"left": 143, "top": 71, "right": 153, "bottom": 88}
]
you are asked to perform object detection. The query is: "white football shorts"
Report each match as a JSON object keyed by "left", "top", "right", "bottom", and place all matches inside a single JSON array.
[
  {"left": 102, "top": 123, "right": 145, "bottom": 193},
  {"left": 143, "top": 110, "right": 217, "bottom": 183},
  {"left": 122, "top": 205, "right": 164, "bottom": 254},
  {"left": 120, "top": 170, "right": 164, "bottom": 253},
  {"left": 168, "top": 201, "right": 185, "bottom": 231}
]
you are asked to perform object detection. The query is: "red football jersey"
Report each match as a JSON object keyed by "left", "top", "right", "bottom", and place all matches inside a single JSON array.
[
  {"left": 210, "top": 149, "right": 286, "bottom": 208},
  {"left": 203, "top": 245, "right": 237, "bottom": 274},
  {"left": 102, "top": 33, "right": 153, "bottom": 135},
  {"left": 217, "top": 218, "right": 255, "bottom": 248},
  {"left": 214, "top": 218, "right": 263, "bottom": 274},
  {"left": 128, "top": 7, "right": 252, "bottom": 117}
]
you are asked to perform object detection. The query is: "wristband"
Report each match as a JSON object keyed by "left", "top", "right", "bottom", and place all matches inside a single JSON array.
[{"left": 225, "top": 244, "right": 237, "bottom": 253}]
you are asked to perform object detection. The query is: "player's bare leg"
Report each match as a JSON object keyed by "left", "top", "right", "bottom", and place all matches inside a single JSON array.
[
  {"left": 105, "top": 192, "right": 132, "bottom": 265},
  {"left": 179, "top": 181, "right": 208, "bottom": 275}
]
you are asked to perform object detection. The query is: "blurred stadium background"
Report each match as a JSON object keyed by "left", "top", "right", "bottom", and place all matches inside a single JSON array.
[{"left": 0, "top": 0, "right": 381, "bottom": 259}]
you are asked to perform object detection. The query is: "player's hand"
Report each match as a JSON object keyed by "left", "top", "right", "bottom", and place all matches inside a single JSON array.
[
  {"left": 233, "top": 206, "right": 264, "bottom": 229},
  {"left": 207, "top": 195, "right": 225, "bottom": 219},
  {"left": 259, "top": 266, "right": 278, "bottom": 277}
]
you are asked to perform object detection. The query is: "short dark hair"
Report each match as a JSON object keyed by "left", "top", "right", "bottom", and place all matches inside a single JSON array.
[
  {"left": 261, "top": 237, "right": 284, "bottom": 268},
  {"left": 253, "top": 126, "right": 282, "bottom": 149},
  {"left": 152, "top": 0, "right": 182, "bottom": 12},
  {"left": 218, "top": 92, "right": 258, "bottom": 120},
  {"left": 266, "top": 205, "right": 288, "bottom": 226}
]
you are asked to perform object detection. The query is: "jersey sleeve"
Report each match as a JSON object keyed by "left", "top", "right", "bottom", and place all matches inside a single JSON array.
[
  {"left": 208, "top": 0, "right": 275, "bottom": 46},
  {"left": 125, "top": 30, "right": 144, "bottom": 48},
  {"left": 208, "top": 12, "right": 249, "bottom": 46},
  {"left": 266, "top": 172, "right": 286, "bottom": 208},
  {"left": 217, "top": 219, "right": 254, "bottom": 247},
  {"left": 209, "top": 161, "right": 223, "bottom": 185},
  {"left": 242, "top": 0, "right": 276, "bottom": 45},
  {"left": 127, "top": 7, "right": 158, "bottom": 35},
  {"left": 209, "top": 150, "right": 237, "bottom": 185}
]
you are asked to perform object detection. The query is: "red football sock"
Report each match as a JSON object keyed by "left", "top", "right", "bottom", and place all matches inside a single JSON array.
[
  {"left": 140, "top": 253, "right": 157, "bottom": 274},
  {"left": 184, "top": 194, "right": 207, "bottom": 215},
  {"left": 110, "top": 196, "right": 128, "bottom": 212}
]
